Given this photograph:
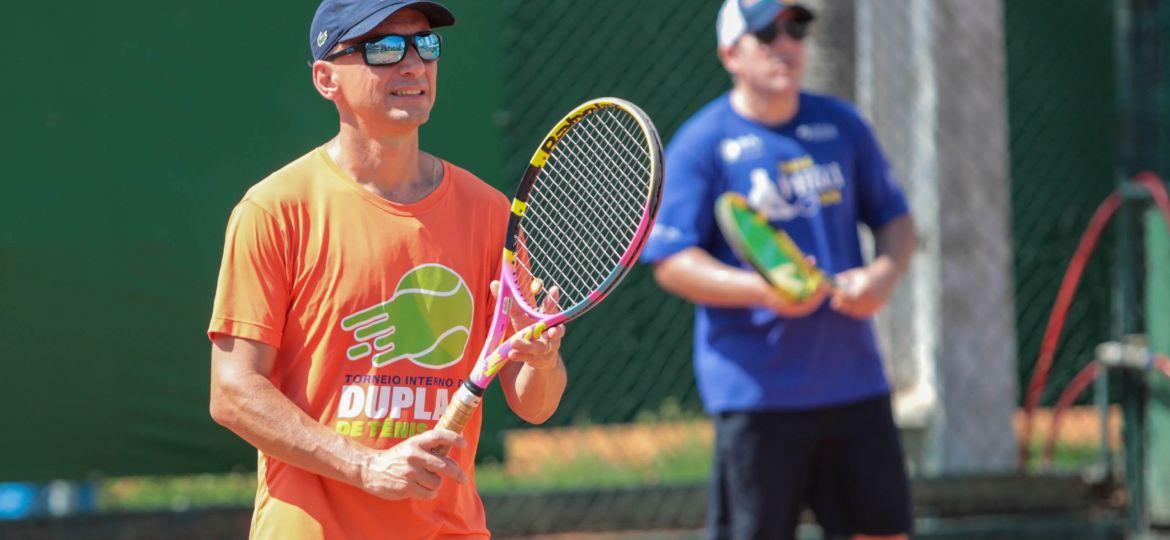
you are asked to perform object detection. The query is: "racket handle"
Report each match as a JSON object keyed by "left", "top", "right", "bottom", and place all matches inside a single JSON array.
[{"left": 432, "top": 383, "right": 482, "bottom": 457}]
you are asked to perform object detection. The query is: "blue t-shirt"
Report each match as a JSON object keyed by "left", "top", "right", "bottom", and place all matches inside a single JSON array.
[{"left": 641, "top": 91, "right": 909, "bottom": 413}]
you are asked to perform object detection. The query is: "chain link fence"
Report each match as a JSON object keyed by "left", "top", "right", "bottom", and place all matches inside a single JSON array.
[
  {"left": 3, "top": 0, "right": 1161, "bottom": 537},
  {"left": 1006, "top": 0, "right": 1122, "bottom": 479},
  {"left": 475, "top": 0, "right": 1141, "bottom": 536}
]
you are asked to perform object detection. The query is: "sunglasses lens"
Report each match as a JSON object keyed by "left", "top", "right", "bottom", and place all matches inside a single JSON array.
[
  {"left": 414, "top": 33, "right": 441, "bottom": 61},
  {"left": 753, "top": 25, "right": 779, "bottom": 44},
  {"left": 786, "top": 19, "right": 810, "bottom": 40},
  {"left": 366, "top": 35, "right": 407, "bottom": 65},
  {"left": 752, "top": 18, "right": 810, "bottom": 45}
]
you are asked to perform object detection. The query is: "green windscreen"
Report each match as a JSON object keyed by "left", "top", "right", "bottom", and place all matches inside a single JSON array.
[{"left": 0, "top": 0, "right": 506, "bottom": 481}]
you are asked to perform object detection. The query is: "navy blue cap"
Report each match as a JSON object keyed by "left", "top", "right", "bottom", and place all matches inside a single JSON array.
[
  {"left": 717, "top": 0, "right": 813, "bottom": 47},
  {"left": 310, "top": 0, "right": 455, "bottom": 61}
]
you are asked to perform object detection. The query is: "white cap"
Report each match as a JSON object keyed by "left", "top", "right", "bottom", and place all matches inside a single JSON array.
[{"left": 716, "top": 0, "right": 814, "bottom": 48}]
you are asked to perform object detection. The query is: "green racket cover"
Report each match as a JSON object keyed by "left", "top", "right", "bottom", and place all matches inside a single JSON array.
[{"left": 714, "top": 192, "right": 827, "bottom": 302}]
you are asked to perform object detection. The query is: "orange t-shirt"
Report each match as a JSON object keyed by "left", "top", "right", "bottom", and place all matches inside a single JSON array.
[{"left": 208, "top": 146, "right": 509, "bottom": 540}]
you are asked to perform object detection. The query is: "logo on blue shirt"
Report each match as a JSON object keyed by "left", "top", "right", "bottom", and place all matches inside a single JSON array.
[
  {"left": 795, "top": 122, "right": 839, "bottom": 142},
  {"left": 720, "top": 134, "right": 764, "bottom": 163},
  {"left": 748, "top": 155, "right": 845, "bottom": 221}
]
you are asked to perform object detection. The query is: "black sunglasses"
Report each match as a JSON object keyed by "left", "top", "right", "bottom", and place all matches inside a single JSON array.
[
  {"left": 324, "top": 31, "right": 442, "bottom": 65},
  {"left": 752, "top": 17, "right": 811, "bottom": 44}
]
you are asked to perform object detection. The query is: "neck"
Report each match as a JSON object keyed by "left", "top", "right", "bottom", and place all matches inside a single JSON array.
[
  {"left": 327, "top": 118, "right": 439, "bottom": 204},
  {"left": 730, "top": 85, "right": 800, "bottom": 125}
]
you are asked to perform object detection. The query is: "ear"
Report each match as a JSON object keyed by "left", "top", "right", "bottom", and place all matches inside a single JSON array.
[
  {"left": 311, "top": 60, "right": 341, "bottom": 101},
  {"left": 717, "top": 45, "right": 741, "bottom": 76}
]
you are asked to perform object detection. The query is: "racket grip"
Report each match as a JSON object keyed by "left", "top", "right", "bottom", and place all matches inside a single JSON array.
[{"left": 432, "top": 383, "right": 482, "bottom": 457}]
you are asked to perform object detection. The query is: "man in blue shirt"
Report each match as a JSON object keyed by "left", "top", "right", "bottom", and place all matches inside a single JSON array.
[{"left": 641, "top": 1, "right": 916, "bottom": 539}]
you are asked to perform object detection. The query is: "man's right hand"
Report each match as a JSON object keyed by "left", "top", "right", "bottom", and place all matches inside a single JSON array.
[
  {"left": 359, "top": 429, "right": 469, "bottom": 500},
  {"left": 760, "top": 279, "right": 829, "bottom": 318},
  {"left": 653, "top": 247, "right": 826, "bottom": 317}
]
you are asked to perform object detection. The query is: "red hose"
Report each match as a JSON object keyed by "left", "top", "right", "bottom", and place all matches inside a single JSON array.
[
  {"left": 1020, "top": 172, "right": 1170, "bottom": 468},
  {"left": 1019, "top": 192, "right": 1121, "bottom": 467},
  {"left": 1048, "top": 355, "right": 1170, "bottom": 467},
  {"left": 1043, "top": 354, "right": 1170, "bottom": 469},
  {"left": 1133, "top": 172, "right": 1170, "bottom": 225},
  {"left": 1041, "top": 362, "right": 1101, "bottom": 469}
]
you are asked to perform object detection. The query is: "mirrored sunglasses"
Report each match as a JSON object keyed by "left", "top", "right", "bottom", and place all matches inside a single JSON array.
[{"left": 324, "top": 31, "right": 441, "bottom": 65}]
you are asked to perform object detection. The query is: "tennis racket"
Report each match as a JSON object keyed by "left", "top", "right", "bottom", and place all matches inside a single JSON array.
[
  {"left": 714, "top": 192, "right": 834, "bottom": 302},
  {"left": 433, "top": 97, "right": 664, "bottom": 455}
]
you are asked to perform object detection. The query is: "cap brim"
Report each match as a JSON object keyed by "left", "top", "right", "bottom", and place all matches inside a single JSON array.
[
  {"left": 746, "top": 3, "right": 815, "bottom": 33},
  {"left": 339, "top": 1, "right": 456, "bottom": 43}
]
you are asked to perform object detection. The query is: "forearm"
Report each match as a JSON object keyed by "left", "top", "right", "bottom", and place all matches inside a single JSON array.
[
  {"left": 500, "top": 357, "right": 567, "bottom": 424},
  {"left": 210, "top": 354, "right": 368, "bottom": 487},
  {"left": 871, "top": 214, "right": 916, "bottom": 281},
  {"left": 652, "top": 247, "right": 772, "bottom": 308}
]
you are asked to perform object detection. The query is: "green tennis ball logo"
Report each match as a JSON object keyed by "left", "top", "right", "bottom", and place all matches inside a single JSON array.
[{"left": 341, "top": 264, "right": 474, "bottom": 369}]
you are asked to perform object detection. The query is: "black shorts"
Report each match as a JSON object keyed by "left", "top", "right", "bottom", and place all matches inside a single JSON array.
[{"left": 706, "top": 394, "right": 912, "bottom": 540}]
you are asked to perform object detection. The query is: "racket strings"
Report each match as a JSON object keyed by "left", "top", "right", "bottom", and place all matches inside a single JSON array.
[
  {"left": 531, "top": 113, "right": 648, "bottom": 260},
  {"left": 515, "top": 107, "right": 654, "bottom": 312},
  {"left": 547, "top": 111, "right": 650, "bottom": 231},
  {"left": 529, "top": 163, "right": 630, "bottom": 271},
  {"left": 553, "top": 135, "right": 645, "bottom": 228},
  {"left": 534, "top": 115, "right": 646, "bottom": 223}
]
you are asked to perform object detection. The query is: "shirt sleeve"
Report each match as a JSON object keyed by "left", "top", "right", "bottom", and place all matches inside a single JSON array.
[
  {"left": 640, "top": 127, "right": 720, "bottom": 262},
  {"left": 207, "top": 199, "right": 290, "bottom": 348},
  {"left": 851, "top": 113, "right": 910, "bottom": 230}
]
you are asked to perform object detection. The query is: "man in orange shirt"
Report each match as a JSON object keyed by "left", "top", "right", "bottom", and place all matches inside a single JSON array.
[{"left": 207, "top": 1, "right": 568, "bottom": 538}]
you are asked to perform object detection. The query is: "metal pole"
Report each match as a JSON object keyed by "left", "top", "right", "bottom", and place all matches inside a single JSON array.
[{"left": 1113, "top": 0, "right": 1161, "bottom": 533}]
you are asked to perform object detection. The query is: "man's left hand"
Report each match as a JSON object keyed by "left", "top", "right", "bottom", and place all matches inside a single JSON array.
[
  {"left": 490, "top": 281, "right": 565, "bottom": 371},
  {"left": 829, "top": 261, "right": 899, "bottom": 319}
]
